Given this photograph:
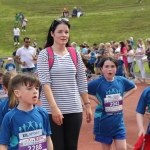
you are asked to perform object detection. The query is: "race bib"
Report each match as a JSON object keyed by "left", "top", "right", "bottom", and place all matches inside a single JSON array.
[
  {"left": 19, "top": 130, "right": 47, "bottom": 150},
  {"left": 104, "top": 94, "right": 123, "bottom": 114}
]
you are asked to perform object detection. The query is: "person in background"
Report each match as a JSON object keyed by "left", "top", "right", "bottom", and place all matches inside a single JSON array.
[
  {"left": 62, "top": 8, "right": 69, "bottom": 17},
  {"left": 13, "top": 26, "right": 20, "bottom": 45},
  {"left": 18, "top": 12, "right": 23, "bottom": 26},
  {"left": 135, "top": 38, "right": 146, "bottom": 83},
  {"left": 0, "top": 59, "right": 4, "bottom": 71},
  {"left": 14, "top": 13, "right": 19, "bottom": 26},
  {"left": 145, "top": 38, "right": 150, "bottom": 69},
  {"left": 5, "top": 58, "right": 16, "bottom": 72},
  {"left": 130, "top": 37, "right": 134, "bottom": 48},
  {"left": 72, "top": 6, "right": 78, "bottom": 17},
  {"left": 32, "top": 39, "right": 38, "bottom": 48},
  {"left": 0, "top": 73, "right": 53, "bottom": 150},
  {"left": 12, "top": 47, "right": 20, "bottom": 72},
  {"left": 37, "top": 18, "right": 92, "bottom": 150},
  {"left": 22, "top": 18, "right": 28, "bottom": 32},
  {"left": 0, "top": 72, "right": 7, "bottom": 102},
  {"left": 15, "top": 37, "right": 37, "bottom": 73}
]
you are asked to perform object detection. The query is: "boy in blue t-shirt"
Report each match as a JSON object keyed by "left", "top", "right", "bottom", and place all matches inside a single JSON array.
[
  {"left": 0, "top": 73, "right": 53, "bottom": 150},
  {"left": 5, "top": 58, "right": 16, "bottom": 72}
]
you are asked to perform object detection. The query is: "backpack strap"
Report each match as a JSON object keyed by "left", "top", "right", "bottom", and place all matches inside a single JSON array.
[
  {"left": 47, "top": 46, "right": 77, "bottom": 70},
  {"left": 67, "top": 47, "right": 78, "bottom": 69},
  {"left": 47, "top": 47, "right": 54, "bottom": 70}
]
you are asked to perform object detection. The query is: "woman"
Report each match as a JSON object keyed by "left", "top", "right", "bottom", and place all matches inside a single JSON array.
[
  {"left": 145, "top": 38, "right": 150, "bottom": 69},
  {"left": 135, "top": 38, "right": 146, "bottom": 83},
  {"left": 37, "top": 18, "right": 92, "bottom": 150},
  {"left": 120, "top": 41, "right": 128, "bottom": 77}
]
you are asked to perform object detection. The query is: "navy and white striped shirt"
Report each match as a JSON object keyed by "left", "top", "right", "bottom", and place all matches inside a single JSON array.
[{"left": 37, "top": 49, "right": 87, "bottom": 114}]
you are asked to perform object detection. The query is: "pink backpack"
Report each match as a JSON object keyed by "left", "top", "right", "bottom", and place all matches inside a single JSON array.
[{"left": 47, "top": 47, "right": 78, "bottom": 69}]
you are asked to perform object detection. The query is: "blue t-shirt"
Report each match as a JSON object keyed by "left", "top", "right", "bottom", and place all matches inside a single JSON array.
[
  {"left": 81, "top": 48, "right": 87, "bottom": 54},
  {"left": 0, "top": 106, "right": 51, "bottom": 150},
  {"left": 5, "top": 63, "right": 15, "bottom": 71},
  {"left": 88, "top": 75, "right": 135, "bottom": 136},
  {"left": 0, "top": 98, "right": 10, "bottom": 127},
  {"left": 0, "top": 84, "right": 8, "bottom": 102},
  {"left": 88, "top": 52, "right": 96, "bottom": 64},
  {"left": 116, "top": 60, "right": 124, "bottom": 75}
]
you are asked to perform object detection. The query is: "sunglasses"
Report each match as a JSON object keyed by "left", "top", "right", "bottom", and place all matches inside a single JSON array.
[{"left": 51, "top": 18, "right": 69, "bottom": 28}]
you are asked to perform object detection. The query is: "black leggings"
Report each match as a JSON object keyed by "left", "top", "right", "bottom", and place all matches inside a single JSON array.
[{"left": 49, "top": 113, "right": 82, "bottom": 150}]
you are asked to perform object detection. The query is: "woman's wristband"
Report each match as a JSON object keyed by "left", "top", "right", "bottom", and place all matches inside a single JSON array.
[{"left": 84, "top": 102, "right": 91, "bottom": 105}]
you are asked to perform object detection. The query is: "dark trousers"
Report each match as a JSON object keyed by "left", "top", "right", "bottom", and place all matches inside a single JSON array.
[
  {"left": 49, "top": 113, "right": 82, "bottom": 150},
  {"left": 86, "top": 63, "right": 95, "bottom": 74}
]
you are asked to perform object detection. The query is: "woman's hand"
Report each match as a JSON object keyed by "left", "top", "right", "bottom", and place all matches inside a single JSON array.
[
  {"left": 51, "top": 106, "right": 64, "bottom": 126},
  {"left": 85, "top": 104, "right": 92, "bottom": 123},
  {"left": 138, "top": 129, "right": 146, "bottom": 137}
]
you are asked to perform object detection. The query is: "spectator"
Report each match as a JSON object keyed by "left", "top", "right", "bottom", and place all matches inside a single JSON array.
[
  {"left": 145, "top": 38, "right": 150, "bottom": 69},
  {"left": 12, "top": 47, "right": 20, "bottom": 72},
  {"left": 14, "top": 13, "right": 19, "bottom": 26},
  {"left": 18, "top": 12, "right": 23, "bottom": 26},
  {"left": 37, "top": 18, "right": 92, "bottom": 150},
  {"left": 0, "top": 59, "right": 4, "bottom": 71},
  {"left": 15, "top": 37, "right": 37, "bottom": 73},
  {"left": 80, "top": 44, "right": 87, "bottom": 54},
  {"left": 22, "top": 18, "right": 28, "bottom": 32},
  {"left": 130, "top": 37, "right": 135, "bottom": 48},
  {"left": 62, "top": 8, "right": 69, "bottom": 17},
  {"left": 13, "top": 26, "right": 20, "bottom": 45},
  {"left": 77, "top": 7, "right": 84, "bottom": 18},
  {"left": 72, "top": 6, "right": 78, "bottom": 17},
  {"left": 105, "top": 42, "right": 114, "bottom": 56},
  {"left": 135, "top": 38, "right": 146, "bottom": 83},
  {"left": 5, "top": 58, "right": 16, "bottom": 72},
  {"left": 32, "top": 39, "right": 38, "bottom": 48}
]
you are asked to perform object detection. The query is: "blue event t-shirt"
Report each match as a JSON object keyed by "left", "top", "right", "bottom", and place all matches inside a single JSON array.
[
  {"left": 116, "top": 60, "right": 124, "bottom": 75},
  {"left": 0, "top": 106, "right": 51, "bottom": 150},
  {"left": 0, "top": 84, "right": 8, "bottom": 102},
  {"left": 5, "top": 63, "right": 15, "bottom": 71},
  {"left": 88, "top": 52, "right": 96, "bottom": 64},
  {"left": 0, "top": 98, "right": 10, "bottom": 127},
  {"left": 88, "top": 75, "right": 135, "bottom": 136},
  {"left": 81, "top": 48, "right": 87, "bottom": 54}
]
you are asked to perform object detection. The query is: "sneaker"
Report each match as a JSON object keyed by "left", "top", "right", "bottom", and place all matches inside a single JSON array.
[
  {"left": 24, "top": 30, "right": 26, "bottom": 32},
  {"left": 22, "top": 30, "right": 23, "bottom": 32},
  {"left": 14, "top": 42, "right": 16, "bottom": 45},
  {"left": 18, "top": 42, "right": 20, "bottom": 45}
]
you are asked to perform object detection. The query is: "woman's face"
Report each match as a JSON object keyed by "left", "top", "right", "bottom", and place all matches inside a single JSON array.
[{"left": 51, "top": 23, "right": 69, "bottom": 46}]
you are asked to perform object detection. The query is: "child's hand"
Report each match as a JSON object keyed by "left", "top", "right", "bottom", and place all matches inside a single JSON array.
[{"left": 138, "top": 129, "right": 146, "bottom": 137}]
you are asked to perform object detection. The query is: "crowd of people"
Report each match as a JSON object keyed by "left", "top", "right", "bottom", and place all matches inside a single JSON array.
[{"left": 0, "top": 18, "right": 150, "bottom": 150}]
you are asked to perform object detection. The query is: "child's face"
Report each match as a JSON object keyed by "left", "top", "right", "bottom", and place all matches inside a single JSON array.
[
  {"left": 100, "top": 60, "right": 117, "bottom": 81},
  {"left": 0, "top": 76, "right": 3, "bottom": 84},
  {"left": 114, "top": 53, "right": 120, "bottom": 59},
  {"left": 14, "top": 83, "right": 39, "bottom": 106},
  {"left": 102, "top": 50, "right": 109, "bottom": 57},
  {"left": 7, "top": 60, "right": 12, "bottom": 64}
]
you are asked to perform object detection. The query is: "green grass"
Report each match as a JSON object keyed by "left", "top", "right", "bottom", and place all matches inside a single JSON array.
[{"left": 0, "top": 0, "right": 150, "bottom": 72}]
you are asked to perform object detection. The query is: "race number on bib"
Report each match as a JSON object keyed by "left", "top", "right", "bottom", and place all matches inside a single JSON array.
[
  {"left": 19, "top": 135, "right": 47, "bottom": 150},
  {"left": 104, "top": 94, "right": 123, "bottom": 114}
]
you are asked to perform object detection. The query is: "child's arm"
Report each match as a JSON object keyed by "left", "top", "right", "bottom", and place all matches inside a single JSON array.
[
  {"left": 88, "top": 94, "right": 101, "bottom": 105},
  {"left": 0, "top": 145, "right": 7, "bottom": 150},
  {"left": 136, "top": 113, "right": 146, "bottom": 136},
  {"left": 123, "top": 86, "right": 137, "bottom": 99},
  {"left": 47, "top": 136, "right": 53, "bottom": 150}
]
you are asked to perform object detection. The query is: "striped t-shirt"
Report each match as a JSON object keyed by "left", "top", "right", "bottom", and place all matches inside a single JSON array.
[{"left": 37, "top": 48, "right": 87, "bottom": 114}]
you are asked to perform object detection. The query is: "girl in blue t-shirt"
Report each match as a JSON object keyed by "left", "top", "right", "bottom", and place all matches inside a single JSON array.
[
  {"left": 88, "top": 56, "right": 137, "bottom": 150},
  {"left": 0, "top": 71, "right": 17, "bottom": 127},
  {"left": 0, "top": 73, "right": 53, "bottom": 150}
]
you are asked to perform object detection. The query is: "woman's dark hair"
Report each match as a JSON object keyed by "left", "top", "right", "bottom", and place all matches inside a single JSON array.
[
  {"left": 100, "top": 56, "right": 118, "bottom": 69},
  {"left": 44, "top": 19, "right": 71, "bottom": 48},
  {"left": 119, "top": 41, "right": 126, "bottom": 52}
]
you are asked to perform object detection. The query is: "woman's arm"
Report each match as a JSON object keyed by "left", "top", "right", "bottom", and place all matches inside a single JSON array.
[
  {"left": 88, "top": 94, "right": 100, "bottom": 105},
  {"left": 123, "top": 86, "right": 137, "bottom": 99},
  {"left": 136, "top": 113, "right": 145, "bottom": 136},
  {"left": 80, "top": 92, "right": 92, "bottom": 123},
  {"left": 47, "top": 136, "right": 53, "bottom": 150},
  {"left": 43, "top": 84, "right": 64, "bottom": 125}
]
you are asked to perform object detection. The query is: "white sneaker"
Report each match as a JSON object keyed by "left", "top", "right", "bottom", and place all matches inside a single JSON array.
[
  {"left": 18, "top": 42, "right": 20, "bottom": 45},
  {"left": 24, "top": 30, "right": 26, "bottom": 32},
  {"left": 22, "top": 30, "right": 23, "bottom": 32},
  {"left": 14, "top": 42, "right": 16, "bottom": 45}
]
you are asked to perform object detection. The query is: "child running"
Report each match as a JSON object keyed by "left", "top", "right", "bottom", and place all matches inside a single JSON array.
[
  {"left": 0, "top": 71, "right": 17, "bottom": 127},
  {"left": 0, "top": 72, "right": 53, "bottom": 150},
  {"left": 88, "top": 56, "right": 137, "bottom": 150}
]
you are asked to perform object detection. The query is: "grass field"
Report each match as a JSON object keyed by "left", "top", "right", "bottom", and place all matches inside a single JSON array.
[{"left": 0, "top": 0, "right": 150, "bottom": 72}]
